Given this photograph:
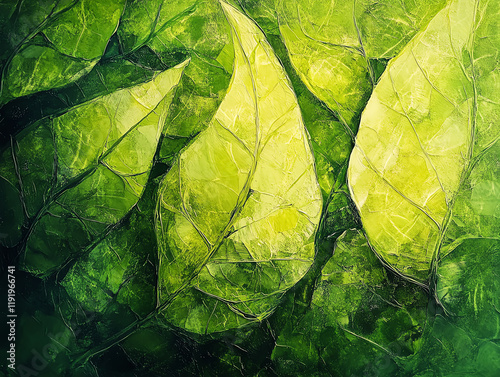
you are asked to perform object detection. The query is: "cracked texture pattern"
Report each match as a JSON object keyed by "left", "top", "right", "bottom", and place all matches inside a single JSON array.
[
  {"left": 406, "top": 239, "right": 500, "bottom": 376},
  {"left": 61, "top": 205, "right": 158, "bottom": 318},
  {"left": 155, "top": 2, "right": 322, "bottom": 334},
  {"left": 0, "top": 0, "right": 126, "bottom": 103},
  {"left": 277, "top": 0, "right": 446, "bottom": 130},
  {"left": 117, "top": 0, "right": 234, "bottom": 163},
  {"left": 0, "top": 60, "right": 187, "bottom": 275},
  {"left": 348, "top": 0, "right": 500, "bottom": 283},
  {"left": 272, "top": 230, "right": 427, "bottom": 376},
  {"left": 2, "top": 0, "right": 500, "bottom": 375}
]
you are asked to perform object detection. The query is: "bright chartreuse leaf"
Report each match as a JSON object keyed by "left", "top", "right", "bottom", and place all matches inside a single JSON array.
[
  {"left": 348, "top": 0, "right": 500, "bottom": 283},
  {"left": 271, "top": 230, "right": 428, "bottom": 376},
  {"left": 0, "top": 0, "right": 126, "bottom": 104},
  {"left": 276, "top": 0, "right": 447, "bottom": 130},
  {"left": 0, "top": 60, "right": 188, "bottom": 275},
  {"left": 237, "top": 2, "right": 359, "bottom": 271},
  {"left": 155, "top": 2, "right": 322, "bottom": 334},
  {"left": 232, "top": 7, "right": 366, "bottom": 343},
  {"left": 248, "top": 24, "right": 353, "bottom": 199}
]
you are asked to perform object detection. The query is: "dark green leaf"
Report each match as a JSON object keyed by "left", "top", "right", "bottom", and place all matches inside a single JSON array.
[
  {"left": 271, "top": 229, "right": 428, "bottom": 376},
  {"left": 406, "top": 240, "right": 500, "bottom": 376}
]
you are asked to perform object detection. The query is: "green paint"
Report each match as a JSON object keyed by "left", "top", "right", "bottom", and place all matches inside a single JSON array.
[{"left": 1, "top": 0, "right": 499, "bottom": 375}]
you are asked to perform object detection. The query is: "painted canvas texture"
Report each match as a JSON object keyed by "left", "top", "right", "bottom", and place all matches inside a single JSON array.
[{"left": 0, "top": 0, "right": 499, "bottom": 376}]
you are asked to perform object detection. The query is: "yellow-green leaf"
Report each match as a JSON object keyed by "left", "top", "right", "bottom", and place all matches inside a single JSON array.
[
  {"left": 277, "top": 0, "right": 447, "bottom": 129},
  {"left": 348, "top": 0, "right": 500, "bottom": 283},
  {"left": 155, "top": 2, "right": 322, "bottom": 333}
]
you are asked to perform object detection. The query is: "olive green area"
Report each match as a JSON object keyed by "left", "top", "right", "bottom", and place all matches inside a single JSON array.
[
  {"left": 2, "top": 0, "right": 499, "bottom": 376},
  {"left": 62, "top": 206, "right": 158, "bottom": 318},
  {"left": 348, "top": 0, "right": 500, "bottom": 283}
]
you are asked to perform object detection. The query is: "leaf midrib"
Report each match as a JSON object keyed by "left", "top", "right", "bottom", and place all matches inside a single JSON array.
[{"left": 161, "top": 2, "right": 263, "bottom": 308}]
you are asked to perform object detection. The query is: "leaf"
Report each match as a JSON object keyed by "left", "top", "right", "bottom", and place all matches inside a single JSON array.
[
  {"left": 61, "top": 207, "right": 158, "bottom": 318},
  {"left": 271, "top": 230, "right": 428, "bottom": 376},
  {"left": 117, "top": 0, "right": 199, "bottom": 53},
  {"left": 117, "top": 0, "right": 232, "bottom": 72},
  {"left": 0, "top": 60, "right": 188, "bottom": 275},
  {"left": 248, "top": 23, "right": 353, "bottom": 199},
  {"left": 116, "top": 0, "right": 234, "bottom": 162},
  {"left": 276, "top": 0, "right": 447, "bottom": 130},
  {"left": 348, "top": 0, "right": 500, "bottom": 283},
  {"left": 414, "top": 320, "right": 500, "bottom": 377},
  {"left": 155, "top": 2, "right": 322, "bottom": 334},
  {"left": 0, "top": 55, "right": 183, "bottom": 148},
  {"left": 236, "top": 6, "right": 360, "bottom": 296},
  {"left": 0, "top": 0, "right": 126, "bottom": 104}
]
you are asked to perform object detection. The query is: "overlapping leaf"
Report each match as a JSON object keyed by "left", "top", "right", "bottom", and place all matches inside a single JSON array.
[
  {"left": 116, "top": 0, "right": 234, "bottom": 163},
  {"left": 276, "top": 0, "right": 447, "bottom": 130},
  {"left": 348, "top": 0, "right": 500, "bottom": 283},
  {"left": 0, "top": 57, "right": 167, "bottom": 147},
  {"left": 0, "top": 60, "right": 188, "bottom": 275},
  {"left": 272, "top": 230, "right": 428, "bottom": 376},
  {"left": 61, "top": 206, "right": 157, "bottom": 318},
  {"left": 405, "top": 239, "right": 500, "bottom": 376},
  {"left": 155, "top": 2, "right": 322, "bottom": 334},
  {"left": 3, "top": 0, "right": 500, "bottom": 375}
]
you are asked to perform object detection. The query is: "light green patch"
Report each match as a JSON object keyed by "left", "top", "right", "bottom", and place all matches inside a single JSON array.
[
  {"left": 276, "top": 0, "right": 447, "bottom": 130},
  {"left": 348, "top": 0, "right": 500, "bottom": 283}
]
